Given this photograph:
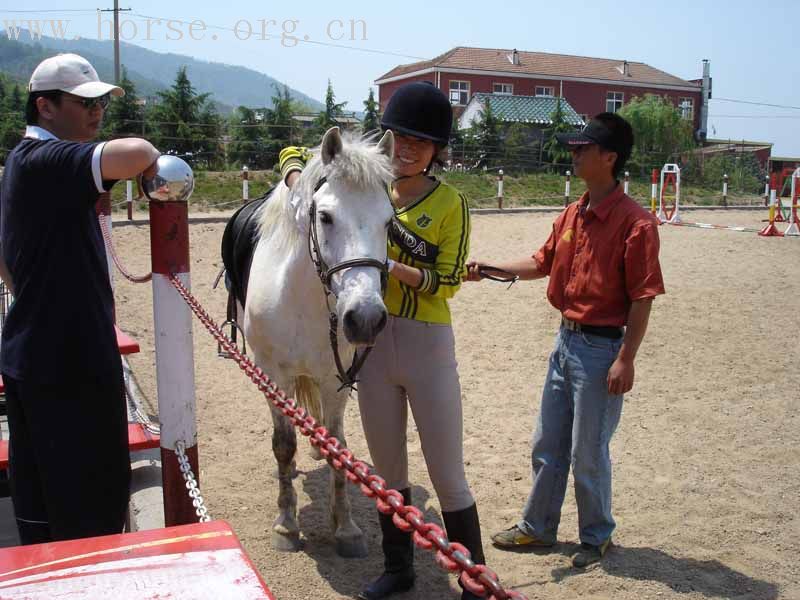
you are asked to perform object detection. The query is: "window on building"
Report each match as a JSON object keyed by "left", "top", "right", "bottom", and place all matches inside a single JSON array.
[
  {"left": 535, "top": 86, "right": 555, "bottom": 97},
  {"left": 493, "top": 83, "right": 513, "bottom": 95},
  {"left": 606, "top": 91, "right": 624, "bottom": 113},
  {"left": 449, "top": 80, "right": 470, "bottom": 105},
  {"left": 679, "top": 97, "right": 694, "bottom": 121}
]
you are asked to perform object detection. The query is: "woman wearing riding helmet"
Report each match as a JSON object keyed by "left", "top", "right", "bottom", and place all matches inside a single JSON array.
[{"left": 280, "top": 81, "right": 485, "bottom": 600}]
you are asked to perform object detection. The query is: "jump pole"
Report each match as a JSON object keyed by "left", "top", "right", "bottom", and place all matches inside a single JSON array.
[
  {"left": 658, "top": 164, "right": 681, "bottom": 224},
  {"left": 148, "top": 186, "right": 200, "bottom": 526},
  {"left": 758, "top": 173, "right": 783, "bottom": 237},
  {"left": 784, "top": 168, "right": 800, "bottom": 237},
  {"left": 650, "top": 169, "right": 658, "bottom": 216}
]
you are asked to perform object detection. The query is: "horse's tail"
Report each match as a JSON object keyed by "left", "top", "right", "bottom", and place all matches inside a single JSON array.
[{"left": 294, "top": 375, "right": 323, "bottom": 424}]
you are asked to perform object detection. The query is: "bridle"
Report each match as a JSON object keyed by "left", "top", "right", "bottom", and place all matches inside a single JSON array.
[{"left": 307, "top": 177, "right": 389, "bottom": 391}]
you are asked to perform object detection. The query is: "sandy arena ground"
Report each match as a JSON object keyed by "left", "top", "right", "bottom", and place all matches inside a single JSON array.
[{"left": 112, "top": 209, "right": 800, "bottom": 600}]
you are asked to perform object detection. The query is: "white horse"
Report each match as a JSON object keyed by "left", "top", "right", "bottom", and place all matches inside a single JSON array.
[{"left": 243, "top": 127, "right": 395, "bottom": 557}]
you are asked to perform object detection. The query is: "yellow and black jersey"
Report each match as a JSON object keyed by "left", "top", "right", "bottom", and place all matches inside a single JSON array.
[
  {"left": 278, "top": 147, "right": 470, "bottom": 324},
  {"left": 387, "top": 181, "right": 470, "bottom": 323}
]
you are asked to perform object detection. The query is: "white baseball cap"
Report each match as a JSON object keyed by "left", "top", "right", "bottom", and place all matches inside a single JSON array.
[{"left": 28, "top": 53, "right": 124, "bottom": 98}]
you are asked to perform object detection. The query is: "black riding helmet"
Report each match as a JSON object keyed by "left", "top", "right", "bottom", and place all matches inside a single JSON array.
[{"left": 381, "top": 81, "right": 452, "bottom": 146}]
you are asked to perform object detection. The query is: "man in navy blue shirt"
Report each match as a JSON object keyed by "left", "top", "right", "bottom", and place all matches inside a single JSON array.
[{"left": 0, "top": 53, "right": 161, "bottom": 544}]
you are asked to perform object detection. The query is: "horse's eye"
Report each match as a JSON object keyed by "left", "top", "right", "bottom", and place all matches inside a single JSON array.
[{"left": 320, "top": 212, "right": 333, "bottom": 225}]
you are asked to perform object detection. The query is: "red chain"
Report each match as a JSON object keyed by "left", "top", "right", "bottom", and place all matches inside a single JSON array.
[
  {"left": 167, "top": 274, "right": 530, "bottom": 600},
  {"left": 98, "top": 215, "right": 153, "bottom": 283}
]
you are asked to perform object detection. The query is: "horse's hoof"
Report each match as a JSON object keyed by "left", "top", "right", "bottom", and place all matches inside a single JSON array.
[
  {"left": 272, "top": 530, "right": 303, "bottom": 552},
  {"left": 335, "top": 534, "right": 368, "bottom": 558}
]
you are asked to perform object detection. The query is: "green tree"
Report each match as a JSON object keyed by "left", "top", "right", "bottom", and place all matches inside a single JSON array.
[
  {"left": 102, "top": 66, "right": 143, "bottom": 138},
  {"left": 503, "top": 122, "right": 531, "bottom": 171},
  {"left": 542, "top": 97, "right": 573, "bottom": 169},
  {"left": 362, "top": 88, "right": 380, "bottom": 134},
  {"left": 618, "top": 94, "right": 695, "bottom": 174},
  {"left": 266, "top": 84, "right": 295, "bottom": 149},
  {"left": 9, "top": 85, "right": 23, "bottom": 112},
  {"left": 150, "top": 67, "right": 222, "bottom": 168},
  {"left": 0, "top": 79, "right": 24, "bottom": 162},
  {"left": 474, "top": 97, "right": 501, "bottom": 168},
  {"left": 312, "top": 79, "right": 347, "bottom": 136},
  {"left": 228, "top": 106, "right": 272, "bottom": 169}
]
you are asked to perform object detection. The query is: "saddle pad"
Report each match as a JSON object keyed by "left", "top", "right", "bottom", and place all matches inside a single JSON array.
[{"left": 221, "top": 188, "right": 273, "bottom": 307}]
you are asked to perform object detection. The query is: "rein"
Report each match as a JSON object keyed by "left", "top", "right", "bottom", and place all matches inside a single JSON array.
[{"left": 307, "top": 177, "right": 389, "bottom": 391}]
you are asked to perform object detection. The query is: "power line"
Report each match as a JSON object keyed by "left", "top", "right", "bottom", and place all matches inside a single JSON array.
[
  {"left": 714, "top": 97, "right": 800, "bottom": 111},
  {"left": 0, "top": 8, "right": 99, "bottom": 13},
  {"left": 709, "top": 114, "right": 800, "bottom": 119},
  {"left": 127, "top": 12, "right": 426, "bottom": 60}
]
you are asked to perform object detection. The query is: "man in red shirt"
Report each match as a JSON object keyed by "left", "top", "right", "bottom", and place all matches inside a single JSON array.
[{"left": 467, "top": 113, "right": 664, "bottom": 567}]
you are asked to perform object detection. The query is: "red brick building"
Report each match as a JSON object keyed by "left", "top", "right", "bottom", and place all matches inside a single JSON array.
[{"left": 375, "top": 46, "right": 709, "bottom": 140}]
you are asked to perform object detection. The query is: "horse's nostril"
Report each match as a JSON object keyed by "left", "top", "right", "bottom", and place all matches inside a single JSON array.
[{"left": 343, "top": 309, "right": 358, "bottom": 333}]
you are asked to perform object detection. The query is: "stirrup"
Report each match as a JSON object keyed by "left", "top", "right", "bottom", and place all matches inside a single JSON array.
[{"left": 218, "top": 320, "right": 247, "bottom": 358}]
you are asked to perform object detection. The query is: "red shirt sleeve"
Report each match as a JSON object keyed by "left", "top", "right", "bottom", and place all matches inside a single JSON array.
[
  {"left": 534, "top": 214, "right": 563, "bottom": 276},
  {"left": 624, "top": 220, "right": 666, "bottom": 301}
]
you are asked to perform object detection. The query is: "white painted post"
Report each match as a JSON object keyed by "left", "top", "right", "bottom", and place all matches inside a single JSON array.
[
  {"left": 650, "top": 168, "right": 659, "bottom": 216},
  {"left": 785, "top": 170, "right": 800, "bottom": 236},
  {"left": 148, "top": 170, "right": 199, "bottom": 526},
  {"left": 97, "top": 192, "right": 114, "bottom": 290},
  {"left": 497, "top": 169, "right": 504, "bottom": 210},
  {"left": 764, "top": 175, "right": 770, "bottom": 207},
  {"left": 126, "top": 179, "right": 133, "bottom": 220},
  {"left": 722, "top": 174, "right": 728, "bottom": 207},
  {"left": 623, "top": 171, "right": 630, "bottom": 195},
  {"left": 564, "top": 170, "right": 571, "bottom": 207},
  {"left": 242, "top": 166, "right": 249, "bottom": 204}
]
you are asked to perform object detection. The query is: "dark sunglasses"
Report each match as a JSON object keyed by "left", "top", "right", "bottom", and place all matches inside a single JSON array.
[{"left": 62, "top": 94, "right": 111, "bottom": 110}]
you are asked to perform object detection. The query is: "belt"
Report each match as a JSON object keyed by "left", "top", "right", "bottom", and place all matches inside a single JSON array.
[{"left": 561, "top": 317, "right": 624, "bottom": 339}]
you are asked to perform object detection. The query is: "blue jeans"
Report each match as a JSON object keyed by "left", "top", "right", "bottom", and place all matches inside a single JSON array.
[{"left": 519, "top": 327, "right": 624, "bottom": 546}]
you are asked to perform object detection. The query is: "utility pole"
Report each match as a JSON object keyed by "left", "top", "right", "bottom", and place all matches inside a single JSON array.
[
  {"left": 113, "top": 0, "right": 120, "bottom": 83},
  {"left": 100, "top": 2, "right": 131, "bottom": 84}
]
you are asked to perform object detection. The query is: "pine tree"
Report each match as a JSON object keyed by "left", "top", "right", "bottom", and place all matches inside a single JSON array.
[
  {"left": 543, "top": 97, "right": 573, "bottom": 169},
  {"left": 150, "top": 67, "right": 221, "bottom": 168},
  {"left": 312, "top": 79, "right": 347, "bottom": 135},
  {"left": 9, "top": 85, "right": 23, "bottom": 112},
  {"left": 474, "top": 97, "right": 501, "bottom": 168},
  {"left": 362, "top": 88, "right": 380, "bottom": 134},
  {"left": 103, "top": 66, "right": 143, "bottom": 137},
  {"left": 228, "top": 106, "right": 271, "bottom": 169}
]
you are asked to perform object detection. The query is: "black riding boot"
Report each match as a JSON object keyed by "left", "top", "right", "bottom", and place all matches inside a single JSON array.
[
  {"left": 443, "top": 503, "right": 486, "bottom": 600},
  {"left": 358, "top": 488, "right": 415, "bottom": 600}
]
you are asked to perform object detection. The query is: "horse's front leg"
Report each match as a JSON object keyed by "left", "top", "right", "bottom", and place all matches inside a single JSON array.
[
  {"left": 323, "top": 387, "right": 368, "bottom": 558},
  {"left": 269, "top": 405, "right": 303, "bottom": 551}
]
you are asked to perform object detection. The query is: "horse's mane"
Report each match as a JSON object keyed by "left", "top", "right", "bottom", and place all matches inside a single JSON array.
[{"left": 257, "top": 132, "right": 393, "bottom": 251}]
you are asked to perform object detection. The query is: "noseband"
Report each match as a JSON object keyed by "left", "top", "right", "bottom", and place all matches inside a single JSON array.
[{"left": 307, "top": 177, "right": 389, "bottom": 390}]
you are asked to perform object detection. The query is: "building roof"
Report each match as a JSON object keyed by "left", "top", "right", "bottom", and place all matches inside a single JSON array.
[
  {"left": 376, "top": 46, "right": 701, "bottom": 91},
  {"left": 464, "top": 93, "right": 585, "bottom": 127}
]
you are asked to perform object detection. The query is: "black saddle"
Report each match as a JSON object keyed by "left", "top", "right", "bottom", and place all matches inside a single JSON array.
[{"left": 221, "top": 187, "right": 274, "bottom": 307}]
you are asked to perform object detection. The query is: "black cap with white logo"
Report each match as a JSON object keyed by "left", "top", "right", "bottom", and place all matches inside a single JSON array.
[{"left": 556, "top": 115, "right": 633, "bottom": 158}]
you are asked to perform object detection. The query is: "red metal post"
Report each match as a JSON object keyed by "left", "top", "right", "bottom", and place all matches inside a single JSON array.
[{"left": 149, "top": 198, "right": 200, "bottom": 526}]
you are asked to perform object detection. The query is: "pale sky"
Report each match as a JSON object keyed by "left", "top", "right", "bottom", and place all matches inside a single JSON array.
[{"left": 4, "top": 0, "right": 799, "bottom": 155}]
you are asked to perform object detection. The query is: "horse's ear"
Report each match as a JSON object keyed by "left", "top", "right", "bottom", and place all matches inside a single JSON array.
[
  {"left": 321, "top": 127, "right": 343, "bottom": 165},
  {"left": 377, "top": 129, "right": 394, "bottom": 161}
]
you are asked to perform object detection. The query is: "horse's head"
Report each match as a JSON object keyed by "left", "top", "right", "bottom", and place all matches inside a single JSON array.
[{"left": 303, "top": 127, "right": 395, "bottom": 347}]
